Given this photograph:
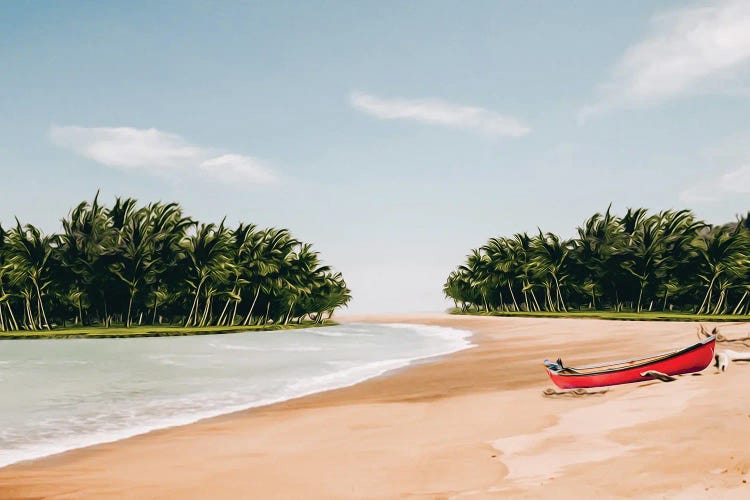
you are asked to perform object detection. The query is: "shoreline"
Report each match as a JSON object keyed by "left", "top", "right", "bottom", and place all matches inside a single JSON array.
[
  {"left": 2, "top": 314, "right": 750, "bottom": 498},
  {"left": 0, "top": 321, "right": 474, "bottom": 470}
]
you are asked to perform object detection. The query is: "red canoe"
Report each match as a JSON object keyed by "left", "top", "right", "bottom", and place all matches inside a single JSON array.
[{"left": 544, "top": 335, "right": 716, "bottom": 389}]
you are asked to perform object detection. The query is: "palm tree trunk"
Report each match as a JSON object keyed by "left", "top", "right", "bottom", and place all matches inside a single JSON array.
[
  {"left": 264, "top": 301, "right": 271, "bottom": 324},
  {"left": 552, "top": 275, "right": 566, "bottom": 312},
  {"left": 33, "top": 280, "right": 50, "bottom": 330},
  {"left": 126, "top": 292, "right": 135, "bottom": 328},
  {"left": 185, "top": 279, "right": 204, "bottom": 327},
  {"left": 529, "top": 288, "right": 541, "bottom": 311},
  {"left": 21, "top": 299, "right": 28, "bottom": 330},
  {"left": 6, "top": 303, "right": 19, "bottom": 330},
  {"left": 732, "top": 291, "right": 748, "bottom": 315},
  {"left": 712, "top": 287, "right": 727, "bottom": 315},
  {"left": 284, "top": 298, "right": 296, "bottom": 325},
  {"left": 544, "top": 283, "right": 555, "bottom": 311},
  {"left": 557, "top": 286, "right": 567, "bottom": 312},
  {"left": 208, "top": 297, "right": 216, "bottom": 326},
  {"left": 231, "top": 297, "right": 241, "bottom": 326},
  {"left": 151, "top": 299, "right": 159, "bottom": 325},
  {"left": 103, "top": 295, "right": 110, "bottom": 328},
  {"left": 242, "top": 287, "right": 261, "bottom": 326},
  {"left": 195, "top": 293, "right": 206, "bottom": 326},
  {"left": 199, "top": 295, "right": 212, "bottom": 327},
  {"left": 35, "top": 295, "right": 42, "bottom": 328},
  {"left": 698, "top": 274, "right": 718, "bottom": 315},
  {"left": 636, "top": 284, "right": 644, "bottom": 313},
  {"left": 25, "top": 296, "right": 35, "bottom": 330},
  {"left": 217, "top": 296, "right": 232, "bottom": 326},
  {"left": 22, "top": 296, "right": 29, "bottom": 330},
  {"left": 507, "top": 283, "right": 519, "bottom": 311}
]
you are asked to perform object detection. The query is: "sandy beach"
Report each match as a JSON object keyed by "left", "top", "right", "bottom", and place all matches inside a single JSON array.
[{"left": 1, "top": 314, "right": 750, "bottom": 499}]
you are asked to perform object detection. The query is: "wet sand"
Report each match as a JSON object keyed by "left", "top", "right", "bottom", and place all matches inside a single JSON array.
[{"left": 1, "top": 314, "right": 749, "bottom": 499}]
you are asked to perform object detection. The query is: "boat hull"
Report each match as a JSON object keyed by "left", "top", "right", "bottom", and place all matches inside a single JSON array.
[{"left": 545, "top": 337, "right": 716, "bottom": 389}]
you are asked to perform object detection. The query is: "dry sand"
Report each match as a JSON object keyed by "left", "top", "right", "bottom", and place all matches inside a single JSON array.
[{"left": 1, "top": 314, "right": 750, "bottom": 499}]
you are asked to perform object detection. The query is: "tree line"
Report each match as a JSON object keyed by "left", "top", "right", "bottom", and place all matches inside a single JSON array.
[
  {"left": 444, "top": 208, "right": 750, "bottom": 315},
  {"left": 0, "top": 195, "right": 351, "bottom": 331}
]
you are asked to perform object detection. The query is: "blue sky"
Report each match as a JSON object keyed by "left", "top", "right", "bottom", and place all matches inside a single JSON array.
[{"left": 2, "top": 0, "right": 750, "bottom": 312}]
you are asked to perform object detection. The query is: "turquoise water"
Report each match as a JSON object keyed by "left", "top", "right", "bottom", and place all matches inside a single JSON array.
[{"left": 0, "top": 323, "right": 472, "bottom": 467}]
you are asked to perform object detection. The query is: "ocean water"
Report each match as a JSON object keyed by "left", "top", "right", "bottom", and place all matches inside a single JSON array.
[{"left": 0, "top": 323, "right": 472, "bottom": 468}]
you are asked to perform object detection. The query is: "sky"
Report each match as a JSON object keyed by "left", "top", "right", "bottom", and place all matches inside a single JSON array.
[{"left": 2, "top": 0, "right": 750, "bottom": 313}]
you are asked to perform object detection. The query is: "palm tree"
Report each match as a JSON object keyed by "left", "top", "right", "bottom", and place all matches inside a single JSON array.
[
  {"left": 0, "top": 224, "right": 18, "bottom": 331},
  {"left": 655, "top": 210, "right": 704, "bottom": 311},
  {"left": 443, "top": 270, "right": 474, "bottom": 312},
  {"left": 303, "top": 272, "right": 351, "bottom": 322},
  {"left": 623, "top": 215, "right": 662, "bottom": 312},
  {"left": 182, "top": 222, "right": 233, "bottom": 327},
  {"left": 695, "top": 229, "right": 750, "bottom": 315},
  {"left": 216, "top": 223, "right": 256, "bottom": 326},
  {"left": 58, "top": 195, "right": 118, "bottom": 326},
  {"left": 145, "top": 202, "right": 194, "bottom": 323},
  {"left": 572, "top": 208, "right": 621, "bottom": 309},
  {"left": 461, "top": 249, "right": 494, "bottom": 311},
  {"left": 110, "top": 207, "right": 154, "bottom": 327},
  {"left": 511, "top": 233, "right": 541, "bottom": 311},
  {"left": 531, "top": 232, "right": 570, "bottom": 312},
  {"left": 5, "top": 221, "right": 55, "bottom": 330},
  {"left": 0, "top": 196, "right": 350, "bottom": 332},
  {"left": 240, "top": 228, "right": 297, "bottom": 325},
  {"left": 445, "top": 206, "right": 749, "bottom": 317},
  {"left": 483, "top": 238, "right": 520, "bottom": 311},
  {"left": 282, "top": 243, "right": 331, "bottom": 324}
]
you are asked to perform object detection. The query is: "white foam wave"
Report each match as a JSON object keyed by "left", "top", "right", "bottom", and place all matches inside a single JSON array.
[{"left": 0, "top": 323, "right": 473, "bottom": 468}]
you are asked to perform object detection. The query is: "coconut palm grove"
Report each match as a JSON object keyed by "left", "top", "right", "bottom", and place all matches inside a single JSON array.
[
  {"left": 444, "top": 208, "right": 750, "bottom": 316},
  {"left": 0, "top": 195, "right": 351, "bottom": 332}
]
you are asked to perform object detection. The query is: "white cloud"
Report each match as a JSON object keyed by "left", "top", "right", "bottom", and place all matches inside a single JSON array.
[
  {"left": 678, "top": 186, "right": 718, "bottom": 204},
  {"left": 199, "top": 154, "right": 276, "bottom": 185},
  {"left": 719, "top": 165, "right": 750, "bottom": 193},
  {"left": 349, "top": 91, "right": 530, "bottom": 138},
  {"left": 583, "top": 0, "right": 750, "bottom": 118},
  {"left": 50, "top": 125, "right": 277, "bottom": 185},
  {"left": 679, "top": 160, "right": 750, "bottom": 205}
]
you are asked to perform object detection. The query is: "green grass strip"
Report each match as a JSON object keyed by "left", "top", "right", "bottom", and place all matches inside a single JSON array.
[
  {"left": 0, "top": 321, "right": 336, "bottom": 340},
  {"left": 451, "top": 310, "right": 750, "bottom": 322}
]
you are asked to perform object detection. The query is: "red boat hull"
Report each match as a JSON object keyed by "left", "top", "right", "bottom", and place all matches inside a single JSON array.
[{"left": 545, "top": 337, "right": 716, "bottom": 389}]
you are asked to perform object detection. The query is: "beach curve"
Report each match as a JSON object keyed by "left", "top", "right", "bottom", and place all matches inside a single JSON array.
[{"left": 1, "top": 314, "right": 749, "bottom": 499}]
